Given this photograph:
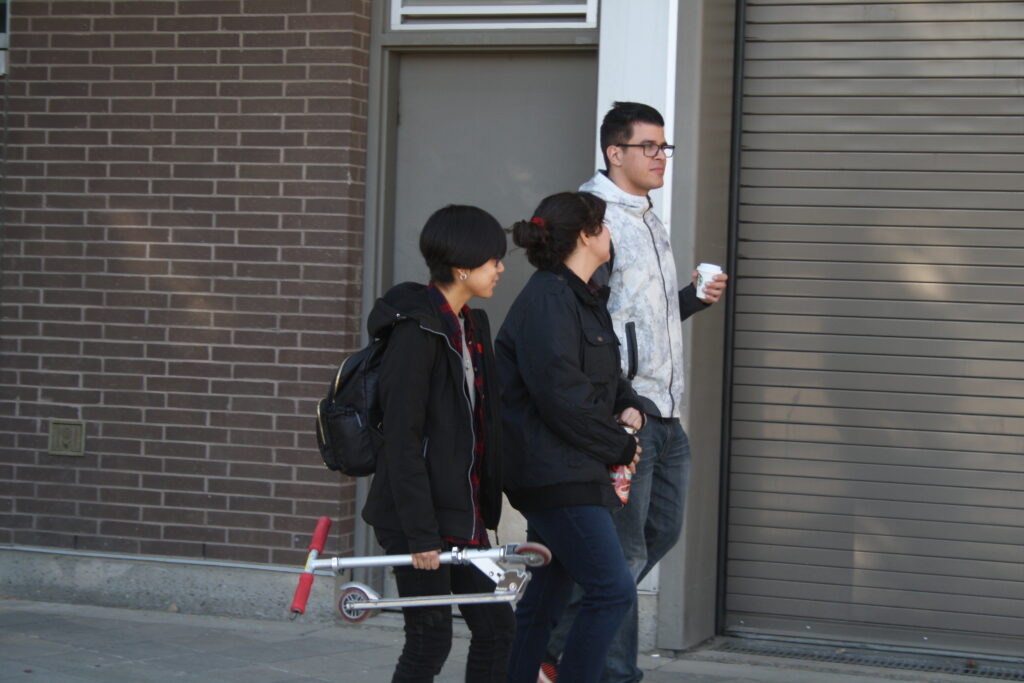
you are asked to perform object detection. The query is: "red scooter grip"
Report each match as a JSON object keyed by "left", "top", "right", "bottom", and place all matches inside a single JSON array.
[
  {"left": 309, "top": 516, "right": 331, "bottom": 552},
  {"left": 290, "top": 573, "right": 315, "bottom": 615},
  {"left": 289, "top": 517, "right": 333, "bottom": 617}
]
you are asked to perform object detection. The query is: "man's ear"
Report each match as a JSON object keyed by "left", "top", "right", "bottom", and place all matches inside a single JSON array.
[{"left": 605, "top": 144, "right": 623, "bottom": 169}]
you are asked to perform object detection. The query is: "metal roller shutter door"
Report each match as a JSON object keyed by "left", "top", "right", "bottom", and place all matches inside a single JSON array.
[{"left": 725, "top": 0, "right": 1024, "bottom": 656}]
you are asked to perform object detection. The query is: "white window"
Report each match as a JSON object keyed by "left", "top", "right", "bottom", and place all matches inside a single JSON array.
[{"left": 391, "top": 0, "right": 598, "bottom": 31}]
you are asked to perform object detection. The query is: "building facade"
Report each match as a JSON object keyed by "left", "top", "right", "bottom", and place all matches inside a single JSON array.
[{"left": 2, "top": 0, "right": 1022, "bottom": 662}]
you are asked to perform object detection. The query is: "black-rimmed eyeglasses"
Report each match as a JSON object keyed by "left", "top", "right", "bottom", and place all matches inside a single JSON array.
[{"left": 617, "top": 142, "right": 675, "bottom": 158}]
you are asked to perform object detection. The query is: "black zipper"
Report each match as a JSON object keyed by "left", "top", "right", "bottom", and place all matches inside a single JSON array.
[{"left": 419, "top": 323, "right": 478, "bottom": 543}]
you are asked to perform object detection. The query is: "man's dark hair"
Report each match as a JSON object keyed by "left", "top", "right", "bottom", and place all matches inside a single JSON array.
[
  {"left": 419, "top": 204, "right": 507, "bottom": 284},
  {"left": 599, "top": 101, "right": 665, "bottom": 169}
]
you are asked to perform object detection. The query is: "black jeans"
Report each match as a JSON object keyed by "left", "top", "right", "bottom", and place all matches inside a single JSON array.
[{"left": 376, "top": 529, "right": 515, "bottom": 683}]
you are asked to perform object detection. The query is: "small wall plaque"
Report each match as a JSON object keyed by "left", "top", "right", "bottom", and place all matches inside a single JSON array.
[{"left": 48, "top": 419, "right": 86, "bottom": 456}]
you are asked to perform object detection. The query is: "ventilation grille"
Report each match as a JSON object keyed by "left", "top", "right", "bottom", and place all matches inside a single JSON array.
[
  {"left": 391, "top": 1, "right": 597, "bottom": 31},
  {"left": 716, "top": 639, "right": 1024, "bottom": 681}
]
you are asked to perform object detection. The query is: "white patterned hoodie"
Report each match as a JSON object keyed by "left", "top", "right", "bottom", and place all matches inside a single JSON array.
[{"left": 579, "top": 171, "right": 686, "bottom": 418}]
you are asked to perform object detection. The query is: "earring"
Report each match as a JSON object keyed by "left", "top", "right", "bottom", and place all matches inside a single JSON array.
[{"left": 459, "top": 272, "right": 468, "bottom": 281}]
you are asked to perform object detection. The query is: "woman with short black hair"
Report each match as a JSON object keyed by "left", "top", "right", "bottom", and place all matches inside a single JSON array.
[
  {"left": 361, "top": 204, "right": 513, "bottom": 682},
  {"left": 497, "top": 192, "right": 644, "bottom": 682}
]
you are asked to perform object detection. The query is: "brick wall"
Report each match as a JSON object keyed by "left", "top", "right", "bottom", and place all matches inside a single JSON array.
[{"left": 0, "top": 0, "right": 370, "bottom": 565}]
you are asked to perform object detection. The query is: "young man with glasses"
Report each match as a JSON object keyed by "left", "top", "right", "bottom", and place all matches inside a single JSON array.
[{"left": 541, "top": 101, "right": 728, "bottom": 683}]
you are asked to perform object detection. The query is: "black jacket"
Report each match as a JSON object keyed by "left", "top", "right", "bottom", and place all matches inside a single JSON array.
[
  {"left": 496, "top": 265, "right": 643, "bottom": 512},
  {"left": 360, "top": 283, "right": 503, "bottom": 553}
]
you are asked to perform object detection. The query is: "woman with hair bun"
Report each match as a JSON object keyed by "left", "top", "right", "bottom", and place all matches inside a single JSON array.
[{"left": 497, "top": 192, "right": 644, "bottom": 682}]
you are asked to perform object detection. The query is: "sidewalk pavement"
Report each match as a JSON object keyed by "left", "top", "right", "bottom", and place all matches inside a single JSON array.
[{"left": 0, "top": 598, "right": 1005, "bottom": 682}]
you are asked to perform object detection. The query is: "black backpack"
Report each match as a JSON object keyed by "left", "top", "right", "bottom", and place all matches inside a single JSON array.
[{"left": 315, "top": 326, "right": 396, "bottom": 475}]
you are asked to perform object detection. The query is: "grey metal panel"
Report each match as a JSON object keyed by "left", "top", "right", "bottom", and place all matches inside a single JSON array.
[
  {"left": 743, "top": 169, "right": 1024, "bottom": 192},
  {"left": 736, "top": 225, "right": 1024, "bottom": 247},
  {"left": 735, "top": 281, "right": 1024, "bottom": 304},
  {"left": 748, "top": 41, "right": 1024, "bottom": 61},
  {"left": 728, "top": 576, "right": 1024, "bottom": 621},
  {"left": 742, "top": 132, "right": 1024, "bottom": 153},
  {"left": 745, "top": 59, "right": 1024, "bottom": 78},
  {"left": 743, "top": 151, "right": 1024, "bottom": 172},
  {"left": 730, "top": 509, "right": 1024, "bottom": 548},
  {"left": 726, "top": 594, "right": 1024, "bottom": 639},
  {"left": 735, "top": 386, "right": 1024, "bottom": 419},
  {"left": 730, "top": 440, "right": 1024, "bottom": 474},
  {"left": 390, "top": 51, "right": 597, "bottom": 327},
  {"left": 730, "top": 489, "right": 1024, "bottom": 539},
  {"left": 739, "top": 205, "right": 1024, "bottom": 229},
  {"left": 747, "top": 22, "right": 1024, "bottom": 42},
  {"left": 737, "top": 314, "right": 1024, "bottom": 343},
  {"left": 727, "top": 0, "right": 1024, "bottom": 655},
  {"left": 748, "top": 2, "right": 1024, "bottom": 22},
  {"left": 736, "top": 330, "right": 1024, "bottom": 362},
  {"left": 744, "top": 77, "right": 1024, "bottom": 97}
]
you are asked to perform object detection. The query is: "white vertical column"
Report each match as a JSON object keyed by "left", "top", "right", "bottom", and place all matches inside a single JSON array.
[
  {"left": 595, "top": 0, "right": 679, "bottom": 598},
  {"left": 594, "top": 0, "right": 678, "bottom": 227}
]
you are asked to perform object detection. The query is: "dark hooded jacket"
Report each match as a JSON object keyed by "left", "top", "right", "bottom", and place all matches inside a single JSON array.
[
  {"left": 496, "top": 264, "right": 643, "bottom": 512},
  {"left": 360, "top": 282, "right": 503, "bottom": 553}
]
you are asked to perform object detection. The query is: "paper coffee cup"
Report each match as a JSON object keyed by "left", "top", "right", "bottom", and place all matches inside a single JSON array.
[{"left": 696, "top": 263, "right": 722, "bottom": 300}]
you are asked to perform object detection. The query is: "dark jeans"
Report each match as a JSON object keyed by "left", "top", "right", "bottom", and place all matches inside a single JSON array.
[
  {"left": 547, "top": 417, "right": 692, "bottom": 682},
  {"left": 376, "top": 530, "right": 515, "bottom": 683},
  {"left": 507, "top": 505, "right": 635, "bottom": 683}
]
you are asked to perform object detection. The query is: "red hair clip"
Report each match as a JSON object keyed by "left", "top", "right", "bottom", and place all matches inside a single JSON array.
[{"left": 530, "top": 216, "right": 546, "bottom": 228}]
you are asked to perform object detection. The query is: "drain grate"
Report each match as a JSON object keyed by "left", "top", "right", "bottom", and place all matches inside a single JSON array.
[{"left": 715, "top": 639, "right": 1024, "bottom": 681}]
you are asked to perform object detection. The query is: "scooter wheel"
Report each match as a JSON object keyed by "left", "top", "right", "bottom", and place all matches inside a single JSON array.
[
  {"left": 513, "top": 542, "right": 551, "bottom": 567},
  {"left": 338, "top": 586, "right": 377, "bottom": 623}
]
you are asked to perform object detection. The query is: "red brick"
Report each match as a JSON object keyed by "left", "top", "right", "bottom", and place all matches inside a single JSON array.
[
  {"left": 111, "top": 66, "right": 176, "bottom": 80},
  {"left": 114, "top": 2, "right": 175, "bottom": 15},
  {"left": 217, "top": 147, "right": 279, "bottom": 163},
  {"left": 157, "top": 16, "right": 218, "bottom": 31},
  {"left": 177, "top": 65, "right": 239, "bottom": 81},
  {"left": 155, "top": 81, "right": 218, "bottom": 97},
  {"left": 111, "top": 130, "right": 173, "bottom": 145},
  {"left": 143, "top": 507, "right": 205, "bottom": 524},
  {"left": 221, "top": 15, "right": 285, "bottom": 31},
  {"left": 115, "top": 33, "right": 175, "bottom": 49},
  {"left": 101, "top": 520, "right": 162, "bottom": 539},
  {"left": 164, "top": 492, "right": 228, "bottom": 510},
  {"left": 179, "top": 0, "right": 243, "bottom": 15},
  {"left": 219, "top": 82, "right": 282, "bottom": 97},
  {"left": 27, "top": 146, "right": 87, "bottom": 161},
  {"left": 176, "top": 98, "right": 238, "bottom": 114},
  {"left": 91, "top": 50, "right": 156, "bottom": 65},
  {"left": 240, "top": 65, "right": 306, "bottom": 81},
  {"left": 156, "top": 49, "right": 220, "bottom": 65},
  {"left": 173, "top": 131, "right": 238, "bottom": 146},
  {"left": 28, "top": 50, "right": 92, "bottom": 65},
  {"left": 92, "top": 82, "right": 154, "bottom": 97},
  {"left": 80, "top": 503, "right": 140, "bottom": 521},
  {"left": 79, "top": 536, "right": 143, "bottom": 553},
  {"left": 160, "top": 458, "right": 228, "bottom": 477},
  {"left": 89, "top": 147, "right": 151, "bottom": 161},
  {"left": 111, "top": 99, "right": 174, "bottom": 113}
]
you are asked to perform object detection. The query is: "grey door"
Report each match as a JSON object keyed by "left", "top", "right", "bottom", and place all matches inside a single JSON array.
[
  {"left": 391, "top": 51, "right": 598, "bottom": 326},
  {"left": 725, "top": 1, "right": 1024, "bottom": 657}
]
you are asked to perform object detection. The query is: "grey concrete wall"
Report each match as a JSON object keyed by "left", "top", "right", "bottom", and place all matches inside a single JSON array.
[
  {"left": 658, "top": 0, "right": 738, "bottom": 652},
  {"left": 1, "top": 548, "right": 340, "bottom": 624}
]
